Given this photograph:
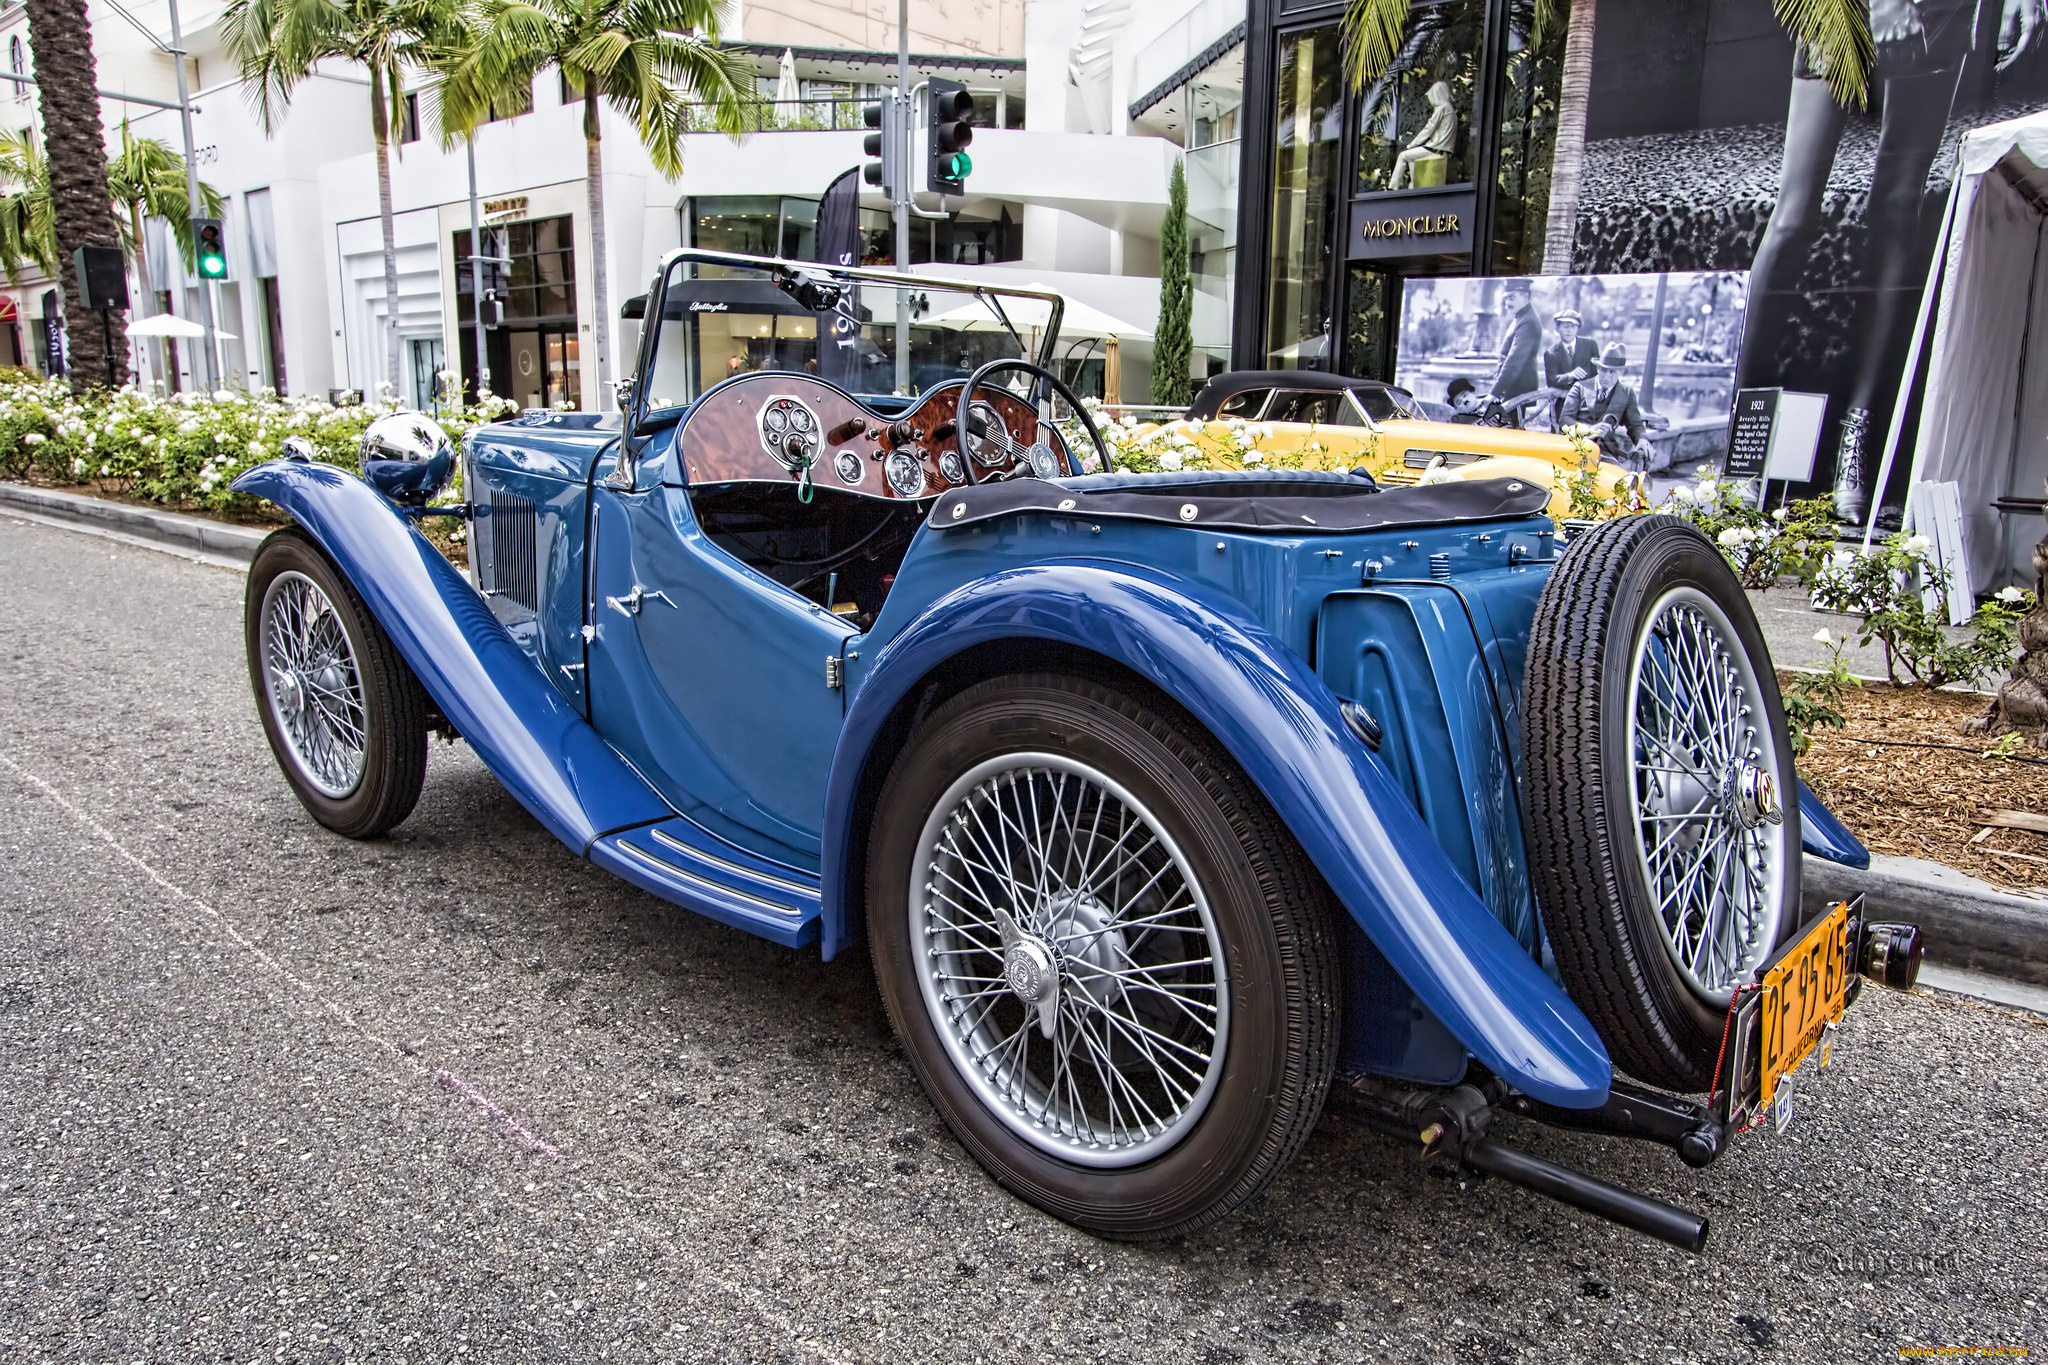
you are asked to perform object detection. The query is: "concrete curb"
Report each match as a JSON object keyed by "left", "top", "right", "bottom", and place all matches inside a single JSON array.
[
  {"left": 1803, "top": 853, "right": 2048, "bottom": 986},
  {"left": 0, "top": 481, "right": 267, "bottom": 567}
]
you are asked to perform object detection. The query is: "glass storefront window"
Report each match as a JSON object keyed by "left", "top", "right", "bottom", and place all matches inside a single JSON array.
[
  {"left": 1264, "top": 26, "right": 1343, "bottom": 370},
  {"left": 1490, "top": 4, "right": 1564, "bottom": 274},
  {"left": 1187, "top": 43, "right": 1244, "bottom": 377},
  {"left": 1342, "top": 266, "right": 1395, "bottom": 380},
  {"left": 1354, "top": 0, "right": 1482, "bottom": 195},
  {"left": 455, "top": 215, "right": 577, "bottom": 325}
]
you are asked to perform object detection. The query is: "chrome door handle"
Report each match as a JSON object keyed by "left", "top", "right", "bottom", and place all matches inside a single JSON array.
[{"left": 605, "top": 586, "right": 674, "bottom": 617}]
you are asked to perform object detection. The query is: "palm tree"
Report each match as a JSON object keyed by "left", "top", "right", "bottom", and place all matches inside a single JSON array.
[
  {"left": 1539, "top": 0, "right": 1594, "bottom": 274},
  {"left": 0, "top": 129, "right": 58, "bottom": 281},
  {"left": 109, "top": 122, "right": 224, "bottom": 385},
  {"left": 26, "top": 0, "right": 131, "bottom": 388},
  {"left": 1343, "top": 0, "right": 1873, "bottom": 274},
  {"left": 224, "top": 0, "right": 460, "bottom": 399},
  {"left": 435, "top": 0, "right": 755, "bottom": 407}
]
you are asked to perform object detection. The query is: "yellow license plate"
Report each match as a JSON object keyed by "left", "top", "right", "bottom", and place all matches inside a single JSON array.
[{"left": 1757, "top": 904, "right": 1852, "bottom": 1111}]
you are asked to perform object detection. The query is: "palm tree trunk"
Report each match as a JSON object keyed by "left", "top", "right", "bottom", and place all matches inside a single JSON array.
[
  {"left": 26, "top": 0, "right": 129, "bottom": 389},
  {"left": 125, "top": 197, "right": 165, "bottom": 387},
  {"left": 1540, "top": 0, "right": 1595, "bottom": 275},
  {"left": 370, "top": 76, "right": 404, "bottom": 402},
  {"left": 584, "top": 84, "right": 610, "bottom": 409}
]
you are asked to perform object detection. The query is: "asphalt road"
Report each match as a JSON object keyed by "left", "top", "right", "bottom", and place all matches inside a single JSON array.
[{"left": 2, "top": 514, "right": 2044, "bottom": 1364}]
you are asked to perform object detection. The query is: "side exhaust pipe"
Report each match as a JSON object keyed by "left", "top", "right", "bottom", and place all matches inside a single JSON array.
[{"left": 1461, "top": 1139, "right": 1709, "bottom": 1253}]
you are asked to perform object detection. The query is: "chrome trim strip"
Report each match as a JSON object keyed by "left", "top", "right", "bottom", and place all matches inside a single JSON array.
[
  {"left": 618, "top": 840, "right": 805, "bottom": 918},
  {"left": 650, "top": 826, "right": 819, "bottom": 899}
]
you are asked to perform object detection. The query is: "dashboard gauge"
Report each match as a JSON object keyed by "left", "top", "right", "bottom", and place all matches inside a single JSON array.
[
  {"left": 938, "top": 449, "right": 967, "bottom": 486},
  {"left": 1025, "top": 442, "right": 1062, "bottom": 480},
  {"left": 885, "top": 448, "right": 927, "bottom": 498},
  {"left": 757, "top": 396, "right": 822, "bottom": 471},
  {"left": 965, "top": 400, "right": 1009, "bottom": 466},
  {"left": 833, "top": 448, "right": 865, "bottom": 485}
]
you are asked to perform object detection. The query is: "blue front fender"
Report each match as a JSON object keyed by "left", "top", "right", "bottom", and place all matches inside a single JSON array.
[
  {"left": 824, "top": 560, "right": 1612, "bottom": 1109},
  {"left": 232, "top": 461, "right": 670, "bottom": 851}
]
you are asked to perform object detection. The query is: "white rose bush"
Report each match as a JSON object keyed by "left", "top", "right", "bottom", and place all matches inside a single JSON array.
[{"left": 0, "top": 370, "right": 515, "bottom": 516}]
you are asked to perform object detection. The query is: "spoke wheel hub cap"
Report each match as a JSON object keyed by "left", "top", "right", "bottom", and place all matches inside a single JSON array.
[
  {"left": 912, "top": 753, "right": 1229, "bottom": 1168},
  {"left": 1627, "top": 588, "right": 1791, "bottom": 1005}
]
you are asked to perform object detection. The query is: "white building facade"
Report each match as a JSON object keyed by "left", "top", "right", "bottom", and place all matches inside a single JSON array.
[{"left": 0, "top": 0, "right": 1245, "bottom": 405}]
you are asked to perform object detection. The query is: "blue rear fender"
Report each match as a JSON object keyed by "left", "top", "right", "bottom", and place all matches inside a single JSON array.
[
  {"left": 230, "top": 460, "right": 672, "bottom": 851},
  {"left": 824, "top": 559, "right": 1613, "bottom": 1110}
]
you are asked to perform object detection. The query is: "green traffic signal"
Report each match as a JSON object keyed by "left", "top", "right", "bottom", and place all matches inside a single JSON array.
[
  {"left": 194, "top": 218, "right": 228, "bottom": 280},
  {"left": 942, "top": 152, "right": 972, "bottom": 179}
]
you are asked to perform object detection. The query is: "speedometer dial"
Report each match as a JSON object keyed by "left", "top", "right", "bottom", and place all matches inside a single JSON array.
[
  {"left": 965, "top": 400, "right": 1010, "bottom": 467},
  {"left": 885, "top": 448, "right": 927, "bottom": 498}
]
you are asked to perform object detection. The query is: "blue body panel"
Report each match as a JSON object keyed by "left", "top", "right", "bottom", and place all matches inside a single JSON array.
[
  {"left": 231, "top": 461, "right": 670, "bottom": 851},
  {"left": 823, "top": 559, "right": 1613, "bottom": 1109},
  {"left": 1799, "top": 780, "right": 1871, "bottom": 869}
]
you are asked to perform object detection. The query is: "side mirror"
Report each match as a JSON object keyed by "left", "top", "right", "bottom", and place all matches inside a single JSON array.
[
  {"left": 359, "top": 412, "right": 456, "bottom": 505},
  {"left": 281, "top": 436, "right": 317, "bottom": 463}
]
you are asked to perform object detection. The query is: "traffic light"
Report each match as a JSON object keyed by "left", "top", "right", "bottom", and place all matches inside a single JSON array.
[
  {"left": 927, "top": 79, "right": 975, "bottom": 196},
  {"left": 193, "top": 218, "right": 228, "bottom": 280},
  {"left": 861, "top": 95, "right": 900, "bottom": 199}
]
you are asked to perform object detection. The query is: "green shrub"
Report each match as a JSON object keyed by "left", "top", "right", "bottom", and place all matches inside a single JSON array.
[
  {"left": 0, "top": 370, "right": 514, "bottom": 516},
  {"left": 1810, "top": 531, "right": 2032, "bottom": 688},
  {"left": 1654, "top": 468, "right": 1839, "bottom": 591}
]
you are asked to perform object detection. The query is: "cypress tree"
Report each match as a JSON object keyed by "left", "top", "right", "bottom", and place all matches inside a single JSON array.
[{"left": 1152, "top": 157, "right": 1193, "bottom": 407}]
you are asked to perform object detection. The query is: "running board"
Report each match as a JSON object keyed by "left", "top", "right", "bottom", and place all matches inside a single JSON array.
[{"left": 591, "top": 817, "right": 822, "bottom": 948}]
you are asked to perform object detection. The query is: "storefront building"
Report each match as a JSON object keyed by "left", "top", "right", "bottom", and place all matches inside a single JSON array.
[{"left": 1233, "top": 0, "right": 2048, "bottom": 531}]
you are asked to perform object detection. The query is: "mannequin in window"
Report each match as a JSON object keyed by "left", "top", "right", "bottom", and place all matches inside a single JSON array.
[{"left": 1389, "top": 82, "right": 1458, "bottom": 191}]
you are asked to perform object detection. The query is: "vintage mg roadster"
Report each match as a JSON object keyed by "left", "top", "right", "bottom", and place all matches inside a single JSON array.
[{"left": 234, "top": 251, "right": 1920, "bottom": 1250}]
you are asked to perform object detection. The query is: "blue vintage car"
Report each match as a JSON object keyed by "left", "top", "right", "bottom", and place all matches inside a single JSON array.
[{"left": 233, "top": 250, "right": 1918, "bottom": 1250}]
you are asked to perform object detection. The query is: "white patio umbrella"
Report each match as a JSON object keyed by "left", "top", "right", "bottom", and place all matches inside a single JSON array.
[
  {"left": 126, "top": 313, "right": 208, "bottom": 338},
  {"left": 774, "top": 49, "right": 800, "bottom": 105},
  {"left": 924, "top": 285, "right": 1151, "bottom": 341}
]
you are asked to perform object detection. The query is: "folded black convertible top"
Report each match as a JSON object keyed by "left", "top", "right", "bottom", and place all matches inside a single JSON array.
[{"left": 927, "top": 471, "right": 1552, "bottom": 535}]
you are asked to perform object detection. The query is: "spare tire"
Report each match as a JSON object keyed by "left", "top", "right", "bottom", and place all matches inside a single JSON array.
[{"left": 1521, "top": 515, "right": 1801, "bottom": 1092}]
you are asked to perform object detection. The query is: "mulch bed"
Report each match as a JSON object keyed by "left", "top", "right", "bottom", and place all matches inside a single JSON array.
[{"left": 1791, "top": 674, "right": 2048, "bottom": 892}]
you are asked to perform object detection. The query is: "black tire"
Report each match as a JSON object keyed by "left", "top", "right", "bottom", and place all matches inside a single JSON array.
[
  {"left": 1521, "top": 516, "right": 1802, "bottom": 1092},
  {"left": 245, "top": 528, "right": 428, "bottom": 839},
  {"left": 867, "top": 673, "right": 1340, "bottom": 1239}
]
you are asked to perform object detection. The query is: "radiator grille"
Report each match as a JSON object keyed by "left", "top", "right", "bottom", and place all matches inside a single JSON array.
[
  {"left": 485, "top": 489, "right": 539, "bottom": 612},
  {"left": 1403, "top": 447, "right": 1488, "bottom": 470}
]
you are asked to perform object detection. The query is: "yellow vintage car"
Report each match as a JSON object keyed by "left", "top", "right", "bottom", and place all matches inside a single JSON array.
[
  {"left": 1108, "top": 409, "right": 1644, "bottom": 521},
  {"left": 1111, "top": 370, "right": 1646, "bottom": 518}
]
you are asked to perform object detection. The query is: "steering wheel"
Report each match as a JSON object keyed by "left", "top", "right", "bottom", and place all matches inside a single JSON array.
[{"left": 955, "top": 359, "right": 1111, "bottom": 484}]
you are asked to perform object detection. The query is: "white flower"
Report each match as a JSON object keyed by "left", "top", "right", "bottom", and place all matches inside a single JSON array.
[
  {"left": 1159, "top": 451, "right": 1184, "bottom": 471},
  {"left": 1904, "top": 534, "right": 1933, "bottom": 557},
  {"left": 1717, "top": 528, "right": 1745, "bottom": 548},
  {"left": 22, "top": 431, "right": 44, "bottom": 445},
  {"left": 98, "top": 464, "right": 109, "bottom": 476},
  {"left": 1670, "top": 485, "right": 1695, "bottom": 505},
  {"left": 1812, "top": 628, "right": 1833, "bottom": 645},
  {"left": 1772, "top": 507, "right": 1789, "bottom": 522},
  {"left": 70, "top": 457, "right": 84, "bottom": 475},
  {"left": 211, "top": 390, "right": 231, "bottom": 402},
  {"left": 1185, "top": 420, "right": 1204, "bottom": 437},
  {"left": 248, "top": 440, "right": 265, "bottom": 455},
  {"left": 1694, "top": 479, "right": 1718, "bottom": 502},
  {"left": 1244, "top": 449, "right": 1265, "bottom": 464},
  {"left": 1997, "top": 585, "right": 2027, "bottom": 603}
]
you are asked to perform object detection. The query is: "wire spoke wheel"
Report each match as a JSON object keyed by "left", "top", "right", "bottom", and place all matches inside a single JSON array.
[
  {"left": 260, "top": 570, "right": 368, "bottom": 800},
  {"left": 1627, "top": 587, "right": 1790, "bottom": 1004},
  {"left": 911, "top": 752, "right": 1229, "bottom": 1168}
]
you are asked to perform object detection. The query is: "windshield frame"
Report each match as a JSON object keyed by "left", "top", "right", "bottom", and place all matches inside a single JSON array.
[{"left": 623, "top": 248, "right": 1068, "bottom": 435}]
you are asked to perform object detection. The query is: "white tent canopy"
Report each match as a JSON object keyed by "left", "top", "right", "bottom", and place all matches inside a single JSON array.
[{"left": 1892, "top": 110, "right": 2048, "bottom": 591}]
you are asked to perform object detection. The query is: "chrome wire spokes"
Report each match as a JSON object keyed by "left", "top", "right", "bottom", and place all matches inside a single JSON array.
[
  {"left": 911, "top": 753, "right": 1229, "bottom": 1167},
  {"left": 1628, "top": 588, "right": 1788, "bottom": 1003},
  {"left": 261, "top": 571, "right": 367, "bottom": 799}
]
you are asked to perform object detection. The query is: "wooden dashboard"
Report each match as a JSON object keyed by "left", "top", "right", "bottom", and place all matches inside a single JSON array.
[{"left": 676, "top": 371, "right": 1071, "bottom": 500}]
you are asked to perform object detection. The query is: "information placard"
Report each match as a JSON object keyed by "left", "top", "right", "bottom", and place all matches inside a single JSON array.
[{"left": 1725, "top": 388, "right": 1779, "bottom": 480}]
